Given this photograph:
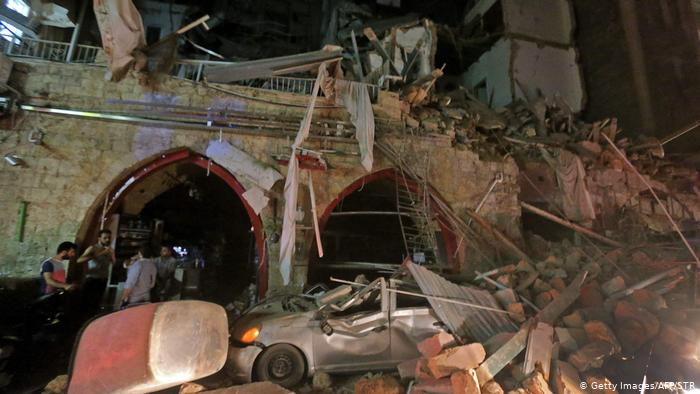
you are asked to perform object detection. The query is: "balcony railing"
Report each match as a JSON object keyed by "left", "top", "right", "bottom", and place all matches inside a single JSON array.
[
  {"left": 0, "top": 34, "right": 101, "bottom": 63},
  {"left": 0, "top": 35, "right": 381, "bottom": 101}
]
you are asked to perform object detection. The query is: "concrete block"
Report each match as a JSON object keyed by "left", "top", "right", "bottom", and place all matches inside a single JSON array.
[{"left": 523, "top": 322, "right": 554, "bottom": 380}]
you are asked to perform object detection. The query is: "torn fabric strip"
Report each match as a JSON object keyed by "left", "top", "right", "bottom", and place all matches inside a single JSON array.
[
  {"left": 93, "top": 0, "right": 147, "bottom": 81},
  {"left": 279, "top": 64, "right": 329, "bottom": 285},
  {"left": 335, "top": 79, "right": 375, "bottom": 172}
]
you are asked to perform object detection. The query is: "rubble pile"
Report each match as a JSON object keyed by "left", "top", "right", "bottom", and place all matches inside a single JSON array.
[
  {"left": 397, "top": 85, "right": 700, "bottom": 243},
  {"left": 389, "top": 239, "right": 700, "bottom": 394}
]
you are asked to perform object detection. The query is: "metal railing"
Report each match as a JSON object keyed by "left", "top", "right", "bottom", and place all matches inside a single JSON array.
[
  {"left": 0, "top": 34, "right": 101, "bottom": 63},
  {"left": 0, "top": 35, "right": 381, "bottom": 100}
]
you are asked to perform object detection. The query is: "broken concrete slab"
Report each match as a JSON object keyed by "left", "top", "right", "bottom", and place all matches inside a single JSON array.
[
  {"left": 523, "top": 322, "right": 554, "bottom": 380},
  {"left": 538, "top": 272, "right": 587, "bottom": 325},
  {"left": 484, "top": 332, "right": 516, "bottom": 356},
  {"left": 205, "top": 139, "right": 283, "bottom": 191},
  {"left": 418, "top": 332, "right": 457, "bottom": 358},
  {"left": 427, "top": 343, "right": 486, "bottom": 379},
  {"left": 477, "top": 322, "right": 531, "bottom": 385}
]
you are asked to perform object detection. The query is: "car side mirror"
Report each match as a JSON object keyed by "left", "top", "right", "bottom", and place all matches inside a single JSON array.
[{"left": 68, "top": 301, "right": 229, "bottom": 394}]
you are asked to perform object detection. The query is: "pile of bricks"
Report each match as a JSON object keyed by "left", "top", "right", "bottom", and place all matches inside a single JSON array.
[{"left": 388, "top": 241, "right": 699, "bottom": 394}]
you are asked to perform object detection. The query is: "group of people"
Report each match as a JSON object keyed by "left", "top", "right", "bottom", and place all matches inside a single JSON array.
[{"left": 39, "top": 229, "right": 180, "bottom": 314}]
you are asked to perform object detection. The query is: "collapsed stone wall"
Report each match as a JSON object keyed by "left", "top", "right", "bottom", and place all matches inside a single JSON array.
[{"left": 0, "top": 59, "right": 520, "bottom": 290}]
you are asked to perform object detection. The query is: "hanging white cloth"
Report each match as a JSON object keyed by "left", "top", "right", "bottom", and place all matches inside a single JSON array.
[
  {"left": 278, "top": 64, "right": 329, "bottom": 285},
  {"left": 335, "top": 79, "right": 375, "bottom": 172}
]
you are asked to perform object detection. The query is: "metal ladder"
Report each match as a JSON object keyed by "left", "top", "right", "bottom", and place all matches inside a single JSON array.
[{"left": 394, "top": 155, "right": 439, "bottom": 265}]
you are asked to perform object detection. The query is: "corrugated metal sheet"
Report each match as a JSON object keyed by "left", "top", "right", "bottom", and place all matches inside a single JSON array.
[{"left": 406, "top": 261, "right": 518, "bottom": 342}]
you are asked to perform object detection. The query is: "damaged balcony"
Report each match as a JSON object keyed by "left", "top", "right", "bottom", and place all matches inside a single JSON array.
[{"left": 2, "top": 0, "right": 700, "bottom": 393}]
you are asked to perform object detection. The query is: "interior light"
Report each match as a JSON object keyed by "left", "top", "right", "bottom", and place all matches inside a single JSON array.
[{"left": 240, "top": 326, "right": 260, "bottom": 344}]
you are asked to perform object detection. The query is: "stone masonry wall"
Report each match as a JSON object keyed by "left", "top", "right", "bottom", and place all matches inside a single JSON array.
[{"left": 0, "top": 59, "right": 521, "bottom": 291}]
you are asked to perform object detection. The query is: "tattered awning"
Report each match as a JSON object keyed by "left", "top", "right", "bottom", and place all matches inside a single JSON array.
[
  {"left": 206, "top": 45, "right": 343, "bottom": 83},
  {"left": 405, "top": 261, "right": 518, "bottom": 342}
]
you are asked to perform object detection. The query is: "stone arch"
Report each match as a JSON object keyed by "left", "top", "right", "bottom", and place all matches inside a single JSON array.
[
  {"left": 75, "top": 147, "right": 268, "bottom": 295},
  {"left": 315, "top": 168, "right": 459, "bottom": 272}
]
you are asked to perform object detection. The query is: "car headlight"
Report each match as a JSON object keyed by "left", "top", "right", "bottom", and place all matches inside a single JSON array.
[{"left": 239, "top": 324, "right": 261, "bottom": 344}]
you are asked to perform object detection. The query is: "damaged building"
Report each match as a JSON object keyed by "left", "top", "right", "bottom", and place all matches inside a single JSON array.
[{"left": 2, "top": 0, "right": 700, "bottom": 393}]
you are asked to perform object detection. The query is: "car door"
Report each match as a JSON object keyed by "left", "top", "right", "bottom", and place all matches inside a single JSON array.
[
  {"left": 389, "top": 284, "right": 446, "bottom": 362},
  {"left": 312, "top": 278, "right": 392, "bottom": 373}
]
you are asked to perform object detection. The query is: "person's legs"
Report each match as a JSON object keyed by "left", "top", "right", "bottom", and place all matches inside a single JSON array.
[{"left": 82, "top": 278, "right": 107, "bottom": 317}]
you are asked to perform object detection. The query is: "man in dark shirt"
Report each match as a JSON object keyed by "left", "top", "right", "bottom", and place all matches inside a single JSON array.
[
  {"left": 77, "top": 229, "right": 115, "bottom": 314},
  {"left": 40, "top": 242, "right": 78, "bottom": 294}
]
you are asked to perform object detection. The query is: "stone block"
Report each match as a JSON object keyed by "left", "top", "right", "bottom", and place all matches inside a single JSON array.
[
  {"left": 414, "top": 378, "right": 453, "bottom": 394},
  {"left": 482, "top": 381, "right": 504, "bottom": 394},
  {"left": 562, "top": 311, "right": 585, "bottom": 328},
  {"left": 418, "top": 332, "right": 457, "bottom": 358},
  {"left": 600, "top": 276, "right": 625, "bottom": 297},
  {"left": 451, "top": 369, "right": 481, "bottom": 394},
  {"left": 583, "top": 321, "right": 621, "bottom": 354},
  {"left": 427, "top": 343, "right": 486, "bottom": 379},
  {"left": 522, "top": 372, "right": 552, "bottom": 394},
  {"left": 355, "top": 375, "right": 402, "bottom": 394},
  {"left": 567, "top": 341, "right": 614, "bottom": 372},
  {"left": 613, "top": 301, "right": 659, "bottom": 352}
]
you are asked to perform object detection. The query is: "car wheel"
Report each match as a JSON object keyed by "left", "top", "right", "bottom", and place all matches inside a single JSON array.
[{"left": 255, "top": 344, "right": 306, "bottom": 388}]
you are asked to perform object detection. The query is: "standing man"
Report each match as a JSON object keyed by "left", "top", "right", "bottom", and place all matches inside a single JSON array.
[
  {"left": 121, "top": 246, "right": 157, "bottom": 308},
  {"left": 40, "top": 241, "right": 78, "bottom": 294},
  {"left": 77, "top": 229, "right": 115, "bottom": 314},
  {"left": 153, "top": 245, "right": 177, "bottom": 301}
]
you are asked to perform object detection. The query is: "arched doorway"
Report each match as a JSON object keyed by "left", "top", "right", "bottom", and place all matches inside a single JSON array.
[
  {"left": 309, "top": 168, "right": 458, "bottom": 284},
  {"left": 76, "top": 148, "right": 267, "bottom": 300}
]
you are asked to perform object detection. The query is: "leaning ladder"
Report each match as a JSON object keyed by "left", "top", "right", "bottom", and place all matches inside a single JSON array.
[{"left": 394, "top": 153, "right": 439, "bottom": 265}]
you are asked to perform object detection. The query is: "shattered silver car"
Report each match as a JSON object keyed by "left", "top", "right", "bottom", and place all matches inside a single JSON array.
[{"left": 226, "top": 277, "right": 446, "bottom": 387}]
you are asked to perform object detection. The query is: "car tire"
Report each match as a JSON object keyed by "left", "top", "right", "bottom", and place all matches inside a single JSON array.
[{"left": 255, "top": 343, "right": 306, "bottom": 388}]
